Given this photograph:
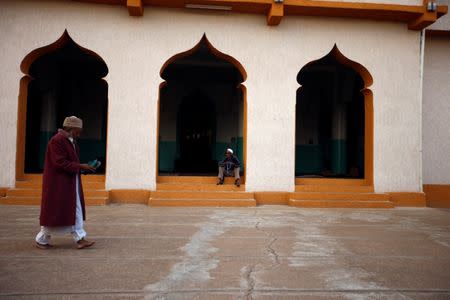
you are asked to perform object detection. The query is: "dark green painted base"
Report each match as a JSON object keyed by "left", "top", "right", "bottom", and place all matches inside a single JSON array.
[{"left": 159, "top": 137, "right": 244, "bottom": 173}]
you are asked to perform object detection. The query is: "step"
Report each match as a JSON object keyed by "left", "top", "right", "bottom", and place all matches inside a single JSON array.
[
  {"left": 80, "top": 175, "right": 106, "bottom": 182},
  {"left": 295, "top": 185, "right": 374, "bottom": 193},
  {"left": 295, "top": 178, "right": 367, "bottom": 186},
  {"left": 291, "top": 192, "right": 390, "bottom": 201},
  {"left": 0, "top": 188, "right": 7, "bottom": 197},
  {"left": 149, "top": 198, "right": 256, "bottom": 207},
  {"left": 151, "top": 190, "right": 254, "bottom": 200},
  {"left": 22, "top": 174, "right": 105, "bottom": 182},
  {"left": 6, "top": 189, "right": 109, "bottom": 198},
  {"left": 85, "top": 197, "right": 110, "bottom": 205},
  {"left": 15, "top": 180, "right": 105, "bottom": 189},
  {"left": 0, "top": 196, "right": 109, "bottom": 206},
  {"left": 157, "top": 176, "right": 245, "bottom": 184},
  {"left": 0, "top": 196, "right": 41, "bottom": 205},
  {"left": 22, "top": 174, "right": 43, "bottom": 181},
  {"left": 157, "top": 183, "right": 244, "bottom": 191},
  {"left": 289, "top": 199, "right": 394, "bottom": 208}
]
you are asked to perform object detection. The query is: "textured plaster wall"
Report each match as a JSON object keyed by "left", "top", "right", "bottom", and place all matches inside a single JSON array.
[
  {"left": 0, "top": 1, "right": 422, "bottom": 192},
  {"left": 423, "top": 36, "right": 450, "bottom": 184}
]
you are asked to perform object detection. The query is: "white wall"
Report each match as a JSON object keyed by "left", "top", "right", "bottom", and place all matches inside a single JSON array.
[
  {"left": 423, "top": 36, "right": 450, "bottom": 185},
  {"left": 0, "top": 0, "right": 422, "bottom": 192}
]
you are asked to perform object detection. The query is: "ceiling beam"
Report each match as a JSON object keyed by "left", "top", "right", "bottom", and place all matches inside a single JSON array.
[
  {"left": 267, "top": 3, "right": 284, "bottom": 26},
  {"left": 408, "top": 10, "right": 436, "bottom": 30},
  {"left": 127, "top": 0, "right": 143, "bottom": 16}
]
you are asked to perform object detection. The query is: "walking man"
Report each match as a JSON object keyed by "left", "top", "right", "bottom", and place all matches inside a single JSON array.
[
  {"left": 217, "top": 148, "right": 241, "bottom": 187},
  {"left": 35, "top": 116, "right": 96, "bottom": 249}
]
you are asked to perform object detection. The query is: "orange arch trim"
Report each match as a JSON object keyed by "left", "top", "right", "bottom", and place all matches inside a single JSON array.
[
  {"left": 298, "top": 44, "right": 373, "bottom": 89},
  {"left": 295, "top": 44, "right": 374, "bottom": 187},
  {"left": 16, "top": 30, "right": 109, "bottom": 180},
  {"left": 20, "top": 29, "right": 108, "bottom": 78},
  {"left": 159, "top": 34, "right": 247, "bottom": 83},
  {"left": 156, "top": 34, "right": 248, "bottom": 181}
]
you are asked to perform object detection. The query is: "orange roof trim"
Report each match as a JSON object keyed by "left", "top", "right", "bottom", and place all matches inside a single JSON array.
[{"left": 74, "top": 0, "right": 447, "bottom": 30}]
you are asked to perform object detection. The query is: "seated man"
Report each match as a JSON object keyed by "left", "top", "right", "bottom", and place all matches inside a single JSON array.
[{"left": 217, "top": 148, "right": 241, "bottom": 187}]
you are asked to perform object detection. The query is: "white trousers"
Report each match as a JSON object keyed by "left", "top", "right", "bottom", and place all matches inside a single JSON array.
[
  {"left": 218, "top": 166, "right": 240, "bottom": 180},
  {"left": 35, "top": 175, "right": 86, "bottom": 244}
]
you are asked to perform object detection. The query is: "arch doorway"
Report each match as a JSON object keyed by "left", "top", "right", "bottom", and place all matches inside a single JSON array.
[
  {"left": 17, "top": 30, "right": 108, "bottom": 178},
  {"left": 295, "top": 45, "right": 373, "bottom": 184},
  {"left": 158, "top": 35, "right": 247, "bottom": 176},
  {"left": 177, "top": 91, "right": 216, "bottom": 172}
]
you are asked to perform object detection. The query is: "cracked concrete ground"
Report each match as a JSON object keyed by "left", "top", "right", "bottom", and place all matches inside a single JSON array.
[{"left": 1, "top": 205, "right": 450, "bottom": 299}]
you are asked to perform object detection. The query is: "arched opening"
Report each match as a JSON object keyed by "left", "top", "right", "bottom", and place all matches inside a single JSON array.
[
  {"left": 17, "top": 30, "right": 108, "bottom": 178},
  {"left": 295, "top": 45, "right": 373, "bottom": 184},
  {"left": 158, "top": 34, "right": 247, "bottom": 177},
  {"left": 177, "top": 91, "right": 216, "bottom": 172}
]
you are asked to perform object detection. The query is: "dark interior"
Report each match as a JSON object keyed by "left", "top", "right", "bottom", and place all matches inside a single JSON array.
[
  {"left": 159, "top": 36, "right": 244, "bottom": 175},
  {"left": 24, "top": 36, "right": 108, "bottom": 173},
  {"left": 296, "top": 51, "right": 365, "bottom": 178}
]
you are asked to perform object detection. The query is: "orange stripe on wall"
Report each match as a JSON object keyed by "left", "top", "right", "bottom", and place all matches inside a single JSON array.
[
  {"left": 109, "top": 190, "right": 151, "bottom": 204},
  {"left": 388, "top": 192, "right": 426, "bottom": 207},
  {"left": 254, "top": 192, "right": 289, "bottom": 205},
  {"left": 0, "top": 188, "right": 8, "bottom": 197},
  {"left": 424, "top": 185, "right": 450, "bottom": 208}
]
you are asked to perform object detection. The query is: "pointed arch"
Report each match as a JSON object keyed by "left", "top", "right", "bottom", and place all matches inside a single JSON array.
[
  {"left": 297, "top": 44, "right": 372, "bottom": 89},
  {"left": 16, "top": 30, "right": 109, "bottom": 180},
  {"left": 295, "top": 45, "right": 373, "bottom": 187},
  {"left": 159, "top": 34, "right": 247, "bottom": 83},
  {"left": 156, "top": 34, "right": 247, "bottom": 180},
  {"left": 21, "top": 30, "right": 108, "bottom": 78}
]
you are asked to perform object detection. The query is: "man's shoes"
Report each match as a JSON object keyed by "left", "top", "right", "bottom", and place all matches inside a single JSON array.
[
  {"left": 235, "top": 178, "right": 240, "bottom": 187},
  {"left": 217, "top": 178, "right": 224, "bottom": 185},
  {"left": 36, "top": 242, "right": 53, "bottom": 250},
  {"left": 77, "top": 238, "right": 95, "bottom": 249}
]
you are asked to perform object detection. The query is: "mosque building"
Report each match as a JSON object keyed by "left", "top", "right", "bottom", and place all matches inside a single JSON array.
[{"left": 0, "top": 0, "right": 449, "bottom": 208}]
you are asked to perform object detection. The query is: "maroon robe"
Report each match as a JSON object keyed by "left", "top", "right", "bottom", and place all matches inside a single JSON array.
[{"left": 40, "top": 130, "right": 86, "bottom": 226}]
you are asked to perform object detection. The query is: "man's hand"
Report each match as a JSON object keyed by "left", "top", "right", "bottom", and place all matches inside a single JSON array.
[{"left": 80, "top": 164, "right": 96, "bottom": 172}]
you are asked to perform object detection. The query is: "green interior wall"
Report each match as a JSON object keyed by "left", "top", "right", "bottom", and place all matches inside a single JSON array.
[
  {"left": 37, "top": 131, "right": 106, "bottom": 170},
  {"left": 295, "top": 144, "right": 323, "bottom": 175},
  {"left": 158, "top": 84, "right": 244, "bottom": 174},
  {"left": 159, "top": 137, "right": 244, "bottom": 173},
  {"left": 158, "top": 141, "right": 177, "bottom": 172},
  {"left": 331, "top": 139, "right": 347, "bottom": 175},
  {"left": 38, "top": 131, "right": 54, "bottom": 170}
]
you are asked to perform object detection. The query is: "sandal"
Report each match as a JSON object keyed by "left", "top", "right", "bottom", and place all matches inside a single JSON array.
[
  {"left": 36, "top": 242, "right": 53, "bottom": 250},
  {"left": 77, "top": 238, "right": 95, "bottom": 249}
]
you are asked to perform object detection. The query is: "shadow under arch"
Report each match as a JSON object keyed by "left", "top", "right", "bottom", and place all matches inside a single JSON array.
[
  {"left": 20, "top": 30, "right": 108, "bottom": 77},
  {"left": 295, "top": 44, "right": 374, "bottom": 186},
  {"left": 297, "top": 44, "right": 373, "bottom": 89},
  {"left": 156, "top": 34, "right": 248, "bottom": 180},
  {"left": 16, "top": 30, "right": 109, "bottom": 180},
  {"left": 159, "top": 34, "right": 247, "bottom": 83}
]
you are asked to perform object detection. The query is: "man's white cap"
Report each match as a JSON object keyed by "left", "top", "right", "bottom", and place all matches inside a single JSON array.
[
  {"left": 226, "top": 148, "right": 233, "bottom": 154},
  {"left": 63, "top": 116, "right": 83, "bottom": 129}
]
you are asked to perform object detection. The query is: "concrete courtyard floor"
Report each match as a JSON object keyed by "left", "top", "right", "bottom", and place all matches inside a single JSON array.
[{"left": 1, "top": 205, "right": 450, "bottom": 299}]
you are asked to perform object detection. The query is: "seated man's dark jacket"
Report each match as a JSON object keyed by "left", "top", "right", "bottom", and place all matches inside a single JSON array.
[{"left": 219, "top": 156, "right": 240, "bottom": 176}]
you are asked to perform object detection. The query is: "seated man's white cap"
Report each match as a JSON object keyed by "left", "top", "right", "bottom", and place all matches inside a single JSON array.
[
  {"left": 226, "top": 148, "right": 233, "bottom": 154},
  {"left": 63, "top": 116, "right": 83, "bottom": 129}
]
